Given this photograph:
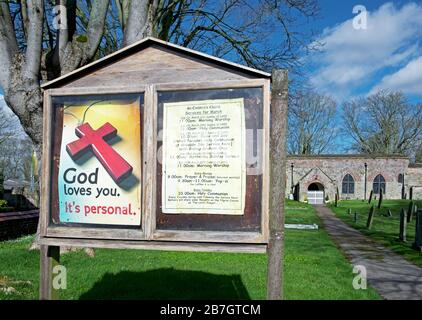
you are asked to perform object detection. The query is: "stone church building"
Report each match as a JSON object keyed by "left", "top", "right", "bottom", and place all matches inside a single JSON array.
[{"left": 285, "top": 155, "right": 422, "bottom": 204}]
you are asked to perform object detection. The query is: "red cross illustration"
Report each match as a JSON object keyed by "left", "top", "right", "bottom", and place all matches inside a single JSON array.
[{"left": 66, "top": 122, "right": 133, "bottom": 183}]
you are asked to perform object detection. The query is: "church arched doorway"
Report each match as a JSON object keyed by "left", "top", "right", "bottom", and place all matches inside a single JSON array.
[{"left": 307, "top": 182, "right": 325, "bottom": 204}]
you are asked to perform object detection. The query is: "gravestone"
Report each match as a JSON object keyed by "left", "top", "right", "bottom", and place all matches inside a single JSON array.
[
  {"left": 377, "top": 189, "right": 383, "bottom": 209},
  {"left": 407, "top": 201, "right": 414, "bottom": 223},
  {"left": 387, "top": 209, "right": 392, "bottom": 218},
  {"left": 366, "top": 206, "right": 375, "bottom": 229},
  {"left": 412, "top": 210, "right": 422, "bottom": 252},
  {"left": 348, "top": 208, "right": 352, "bottom": 215},
  {"left": 354, "top": 212, "right": 358, "bottom": 223},
  {"left": 368, "top": 190, "right": 373, "bottom": 204},
  {"left": 399, "top": 208, "right": 407, "bottom": 242}
]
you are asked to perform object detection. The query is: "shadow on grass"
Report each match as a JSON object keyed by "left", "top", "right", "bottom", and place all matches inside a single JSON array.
[{"left": 79, "top": 268, "right": 251, "bottom": 300}]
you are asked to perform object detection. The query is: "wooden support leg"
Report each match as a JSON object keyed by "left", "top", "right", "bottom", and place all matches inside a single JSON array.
[
  {"left": 267, "top": 69, "right": 288, "bottom": 300},
  {"left": 40, "top": 245, "right": 60, "bottom": 300},
  {"left": 267, "top": 230, "right": 285, "bottom": 299}
]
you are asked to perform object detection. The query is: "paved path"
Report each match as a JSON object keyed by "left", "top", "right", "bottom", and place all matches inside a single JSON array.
[{"left": 314, "top": 205, "right": 422, "bottom": 300}]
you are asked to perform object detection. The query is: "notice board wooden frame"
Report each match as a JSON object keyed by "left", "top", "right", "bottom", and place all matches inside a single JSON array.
[
  {"left": 39, "top": 79, "right": 270, "bottom": 252},
  {"left": 36, "top": 37, "right": 288, "bottom": 300}
]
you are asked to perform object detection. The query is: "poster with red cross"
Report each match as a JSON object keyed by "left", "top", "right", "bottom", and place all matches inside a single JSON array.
[{"left": 57, "top": 98, "right": 142, "bottom": 226}]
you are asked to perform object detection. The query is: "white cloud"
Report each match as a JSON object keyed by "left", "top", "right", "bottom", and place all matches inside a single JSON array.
[
  {"left": 310, "top": 2, "right": 422, "bottom": 99},
  {"left": 370, "top": 56, "right": 422, "bottom": 95}
]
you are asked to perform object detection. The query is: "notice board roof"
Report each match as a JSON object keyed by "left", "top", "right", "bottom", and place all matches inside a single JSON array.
[{"left": 41, "top": 37, "right": 271, "bottom": 90}]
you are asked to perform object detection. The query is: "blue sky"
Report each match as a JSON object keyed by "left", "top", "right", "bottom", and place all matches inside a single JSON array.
[
  {"left": 304, "top": 0, "right": 422, "bottom": 104},
  {"left": 294, "top": 0, "right": 422, "bottom": 152}
]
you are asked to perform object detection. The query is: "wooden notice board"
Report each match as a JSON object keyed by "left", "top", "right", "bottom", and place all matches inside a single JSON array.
[
  {"left": 37, "top": 38, "right": 289, "bottom": 301},
  {"left": 39, "top": 38, "right": 273, "bottom": 254}
]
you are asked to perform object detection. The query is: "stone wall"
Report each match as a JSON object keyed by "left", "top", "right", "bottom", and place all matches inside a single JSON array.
[
  {"left": 285, "top": 155, "right": 410, "bottom": 202},
  {"left": 0, "top": 210, "right": 39, "bottom": 241},
  {"left": 406, "top": 165, "right": 422, "bottom": 200}
]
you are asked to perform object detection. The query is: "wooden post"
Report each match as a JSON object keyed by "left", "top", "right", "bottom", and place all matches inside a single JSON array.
[
  {"left": 364, "top": 162, "right": 367, "bottom": 201},
  {"left": 407, "top": 201, "right": 414, "bottom": 223},
  {"left": 399, "top": 209, "right": 407, "bottom": 242},
  {"left": 377, "top": 188, "right": 383, "bottom": 209},
  {"left": 413, "top": 210, "right": 422, "bottom": 252},
  {"left": 40, "top": 245, "right": 60, "bottom": 300},
  {"left": 366, "top": 205, "right": 375, "bottom": 229},
  {"left": 267, "top": 69, "right": 288, "bottom": 300}
]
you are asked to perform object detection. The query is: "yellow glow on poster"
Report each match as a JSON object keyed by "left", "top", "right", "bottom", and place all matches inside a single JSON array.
[{"left": 58, "top": 99, "right": 142, "bottom": 225}]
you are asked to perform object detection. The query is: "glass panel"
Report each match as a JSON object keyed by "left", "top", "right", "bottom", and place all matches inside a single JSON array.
[
  {"left": 342, "top": 175, "right": 354, "bottom": 194},
  {"left": 342, "top": 182, "right": 348, "bottom": 194},
  {"left": 156, "top": 87, "right": 263, "bottom": 232},
  {"left": 50, "top": 94, "right": 144, "bottom": 228},
  {"left": 373, "top": 175, "right": 386, "bottom": 194}
]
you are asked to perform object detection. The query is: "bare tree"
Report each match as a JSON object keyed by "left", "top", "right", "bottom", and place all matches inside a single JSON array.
[
  {"left": 0, "top": 107, "right": 14, "bottom": 147},
  {"left": 0, "top": 98, "right": 33, "bottom": 181},
  {"left": 343, "top": 91, "right": 422, "bottom": 158},
  {"left": 288, "top": 90, "right": 338, "bottom": 154},
  {"left": 0, "top": 135, "right": 33, "bottom": 180},
  {"left": 415, "top": 145, "right": 422, "bottom": 163}
]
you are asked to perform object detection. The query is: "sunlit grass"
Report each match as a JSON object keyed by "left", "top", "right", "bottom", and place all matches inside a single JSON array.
[{"left": 0, "top": 201, "right": 380, "bottom": 300}]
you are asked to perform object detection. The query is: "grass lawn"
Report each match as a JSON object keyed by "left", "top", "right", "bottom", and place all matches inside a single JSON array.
[
  {"left": 329, "top": 199, "right": 422, "bottom": 267},
  {"left": 0, "top": 200, "right": 380, "bottom": 300}
]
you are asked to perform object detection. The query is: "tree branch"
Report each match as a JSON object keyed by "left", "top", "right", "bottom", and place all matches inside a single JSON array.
[
  {"left": 85, "top": 0, "right": 110, "bottom": 59},
  {"left": 123, "top": 0, "right": 150, "bottom": 46},
  {"left": 114, "top": 0, "right": 130, "bottom": 32},
  {"left": 24, "top": 0, "right": 44, "bottom": 81},
  {"left": 0, "top": 1, "right": 18, "bottom": 91},
  {"left": 57, "top": 0, "right": 69, "bottom": 56},
  {"left": 21, "top": 0, "right": 29, "bottom": 37}
]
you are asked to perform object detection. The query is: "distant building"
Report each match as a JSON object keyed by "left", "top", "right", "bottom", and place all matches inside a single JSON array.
[{"left": 286, "top": 155, "right": 422, "bottom": 204}]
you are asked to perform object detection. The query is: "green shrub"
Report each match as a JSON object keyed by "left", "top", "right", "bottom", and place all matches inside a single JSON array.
[{"left": 0, "top": 199, "right": 7, "bottom": 207}]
